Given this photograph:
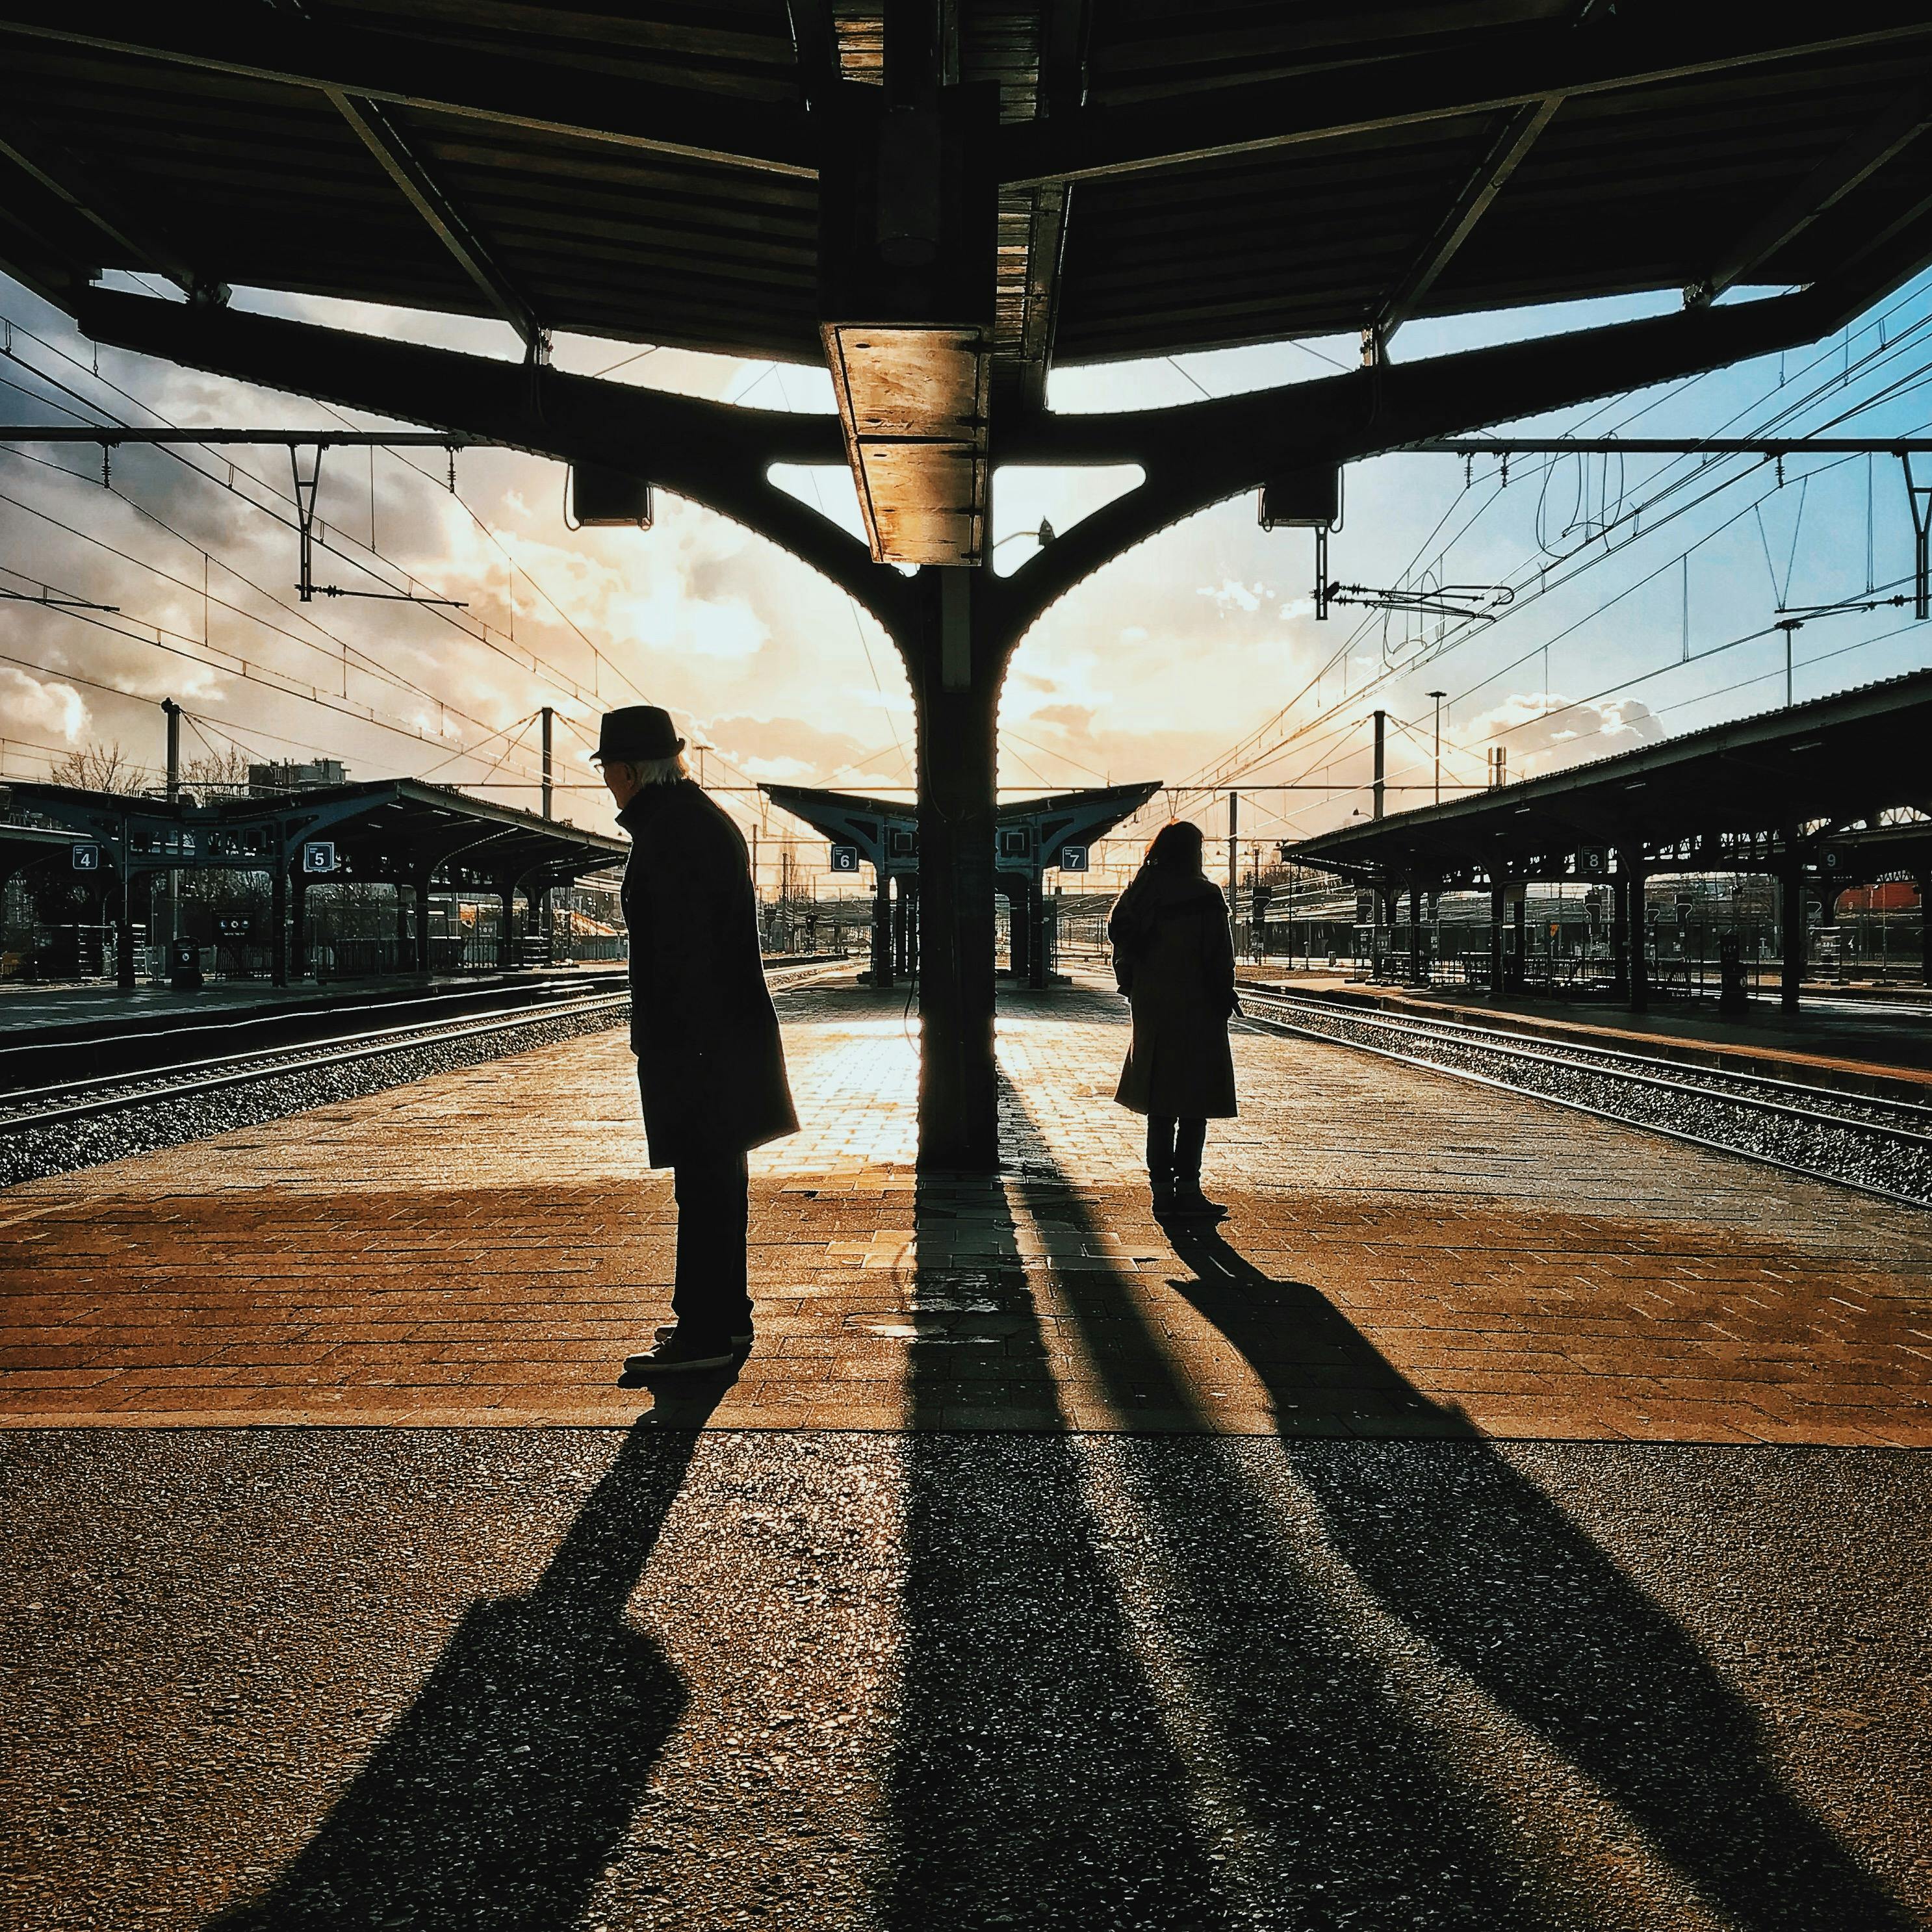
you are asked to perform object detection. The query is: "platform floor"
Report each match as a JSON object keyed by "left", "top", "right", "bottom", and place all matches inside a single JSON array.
[
  {"left": 5, "top": 985, "right": 1929, "bottom": 1930},
  {"left": 3, "top": 982, "right": 1927, "bottom": 1443}
]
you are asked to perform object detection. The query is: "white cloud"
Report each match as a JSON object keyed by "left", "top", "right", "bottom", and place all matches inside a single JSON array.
[
  {"left": 1467, "top": 691, "right": 1663, "bottom": 777},
  {"left": 0, "top": 663, "right": 88, "bottom": 741},
  {"left": 1200, "top": 578, "right": 1263, "bottom": 613}
]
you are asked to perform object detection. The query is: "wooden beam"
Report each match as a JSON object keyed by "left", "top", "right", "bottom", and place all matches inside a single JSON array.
[
  {"left": 1373, "top": 97, "right": 1558, "bottom": 350},
  {"left": 1015, "top": 182, "right": 1070, "bottom": 408},
  {"left": 1688, "top": 86, "right": 1932, "bottom": 305},
  {"left": 0, "top": 2, "right": 816, "bottom": 178},
  {"left": 998, "top": 10, "right": 1932, "bottom": 187}
]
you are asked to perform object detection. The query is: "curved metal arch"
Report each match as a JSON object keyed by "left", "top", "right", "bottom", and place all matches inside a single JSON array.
[{"left": 73, "top": 290, "right": 918, "bottom": 638}]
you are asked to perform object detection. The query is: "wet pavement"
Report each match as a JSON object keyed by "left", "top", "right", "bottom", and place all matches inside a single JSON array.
[{"left": 2, "top": 1429, "right": 1927, "bottom": 1929}]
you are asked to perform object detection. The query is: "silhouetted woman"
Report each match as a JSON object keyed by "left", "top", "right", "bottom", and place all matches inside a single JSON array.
[{"left": 1107, "top": 820, "right": 1237, "bottom": 1218}]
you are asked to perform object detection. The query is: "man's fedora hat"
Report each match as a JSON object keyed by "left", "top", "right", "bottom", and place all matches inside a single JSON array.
[{"left": 593, "top": 704, "right": 686, "bottom": 764}]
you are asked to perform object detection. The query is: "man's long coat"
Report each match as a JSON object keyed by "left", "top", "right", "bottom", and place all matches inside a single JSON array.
[{"left": 618, "top": 781, "right": 798, "bottom": 1165}]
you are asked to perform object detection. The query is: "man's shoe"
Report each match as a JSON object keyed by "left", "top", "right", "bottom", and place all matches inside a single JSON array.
[
  {"left": 1150, "top": 1178, "right": 1177, "bottom": 1216},
  {"left": 623, "top": 1332, "right": 740, "bottom": 1376},
  {"left": 654, "top": 1322, "right": 752, "bottom": 1349}
]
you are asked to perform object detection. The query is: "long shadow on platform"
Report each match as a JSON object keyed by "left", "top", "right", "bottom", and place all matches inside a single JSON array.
[
  {"left": 1105, "top": 1174, "right": 1901, "bottom": 1932},
  {"left": 879, "top": 1168, "right": 1235, "bottom": 1930},
  {"left": 207, "top": 1384, "right": 733, "bottom": 1930},
  {"left": 882, "top": 1093, "right": 1568, "bottom": 1927},
  {"left": 990, "top": 1094, "right": 1564, "bottom": 1927}
]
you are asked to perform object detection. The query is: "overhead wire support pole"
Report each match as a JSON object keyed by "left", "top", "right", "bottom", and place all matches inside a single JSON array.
[
  {"left": 1904, "top": 454, "right": 1932, "bottom": 621},
  {"left": 279, "top": 441, "right": 463, "bottom": 606}
]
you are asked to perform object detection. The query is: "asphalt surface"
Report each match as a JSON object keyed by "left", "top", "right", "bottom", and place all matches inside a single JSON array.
[{"left": 3, "top": 1430, "right": 1927, "bottom": 1931}]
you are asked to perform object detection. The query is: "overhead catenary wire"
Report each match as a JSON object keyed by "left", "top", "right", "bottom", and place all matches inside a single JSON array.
[
  {"left": 0, "top": 310, "right": 643, "bottom": 714},
  {"left": 1180, "top": 277, "right": 1932, "bottom": 801}
]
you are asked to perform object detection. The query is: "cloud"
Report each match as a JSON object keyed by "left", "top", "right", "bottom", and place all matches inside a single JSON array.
[
  {"left": 0, "top": 663, "right": 88, "bottom": 741},
  {"left": 1467, "top": 691, "right": 1663, "bottom": 777},
  {"left": 1200, "top": 578, "right": 1264, "bottom": 613},
  {"left": 697, "top": 712, "right": 904, "bottom": 788},
  {"left": 1027, "top": 702, "right": 1098, "bottom": 735}
]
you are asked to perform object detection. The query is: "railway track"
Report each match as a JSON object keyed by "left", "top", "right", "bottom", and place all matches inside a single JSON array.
[
  {"left": 1235, "top": 985, "right": 1932, "bottom": 1209},
  {"left": 0, "top": 957, "right": 853, "bottom": 1187}
]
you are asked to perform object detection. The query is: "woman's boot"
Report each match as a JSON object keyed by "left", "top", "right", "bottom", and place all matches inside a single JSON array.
[
  {"left": 1168, "top": 1170, "right": 1227, "bottom": 1218},
  {"left": 1169, "top": 1119, "right": 1224, "bottom": 1218}
]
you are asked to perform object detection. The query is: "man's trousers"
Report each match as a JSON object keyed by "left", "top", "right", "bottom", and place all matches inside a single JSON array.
[{"left": 670, "top": 1151, "right": 752, "bottom": 1340}]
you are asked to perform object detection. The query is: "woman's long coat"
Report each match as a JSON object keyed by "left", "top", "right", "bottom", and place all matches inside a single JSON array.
[
  {"left": 619, "top": 781, "right": 798, "bottom": 1165},
  {"left": 1108, "top": 867, "right": 1238, "bottom": 1118}
]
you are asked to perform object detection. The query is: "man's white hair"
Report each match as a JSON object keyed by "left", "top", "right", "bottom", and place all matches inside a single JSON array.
[{"left": 617, "top": 751, "right": 688, "bottom": 788}]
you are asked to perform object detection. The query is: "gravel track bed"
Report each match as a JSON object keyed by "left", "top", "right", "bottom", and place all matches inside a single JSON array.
[
  {"left": 0, "top": 1001, "right": 630, "bottom": 1189},
  {"left": 1242, "top": 995, "right": 1932, "bottom": 1207}
]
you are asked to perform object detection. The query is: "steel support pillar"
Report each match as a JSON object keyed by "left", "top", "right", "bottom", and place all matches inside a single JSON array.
[
  {"left": 1781, "top": 844, "right": 1807, "bottom": 1014},
  {"left": 414, "top": 873, "right": 433, "bottom": 975},
  {"left": 1488, "top": 882, "right": 1504, "bottom": 993},
  {"left": 270, "top": 860, "right": 290, "bottom": 988},
  {"left": 1028, "top": 871, "right": 1049, "bottom": 990},
  {"left": 1408, "top": 882, "right": 1423, "bottom": 985},
  {"left": 871, "top": 869, "right": 894, "bottom": 989},
  {"left": 115, "top": 869, "right": 138, "bottom": 988},
  {"left": 1000, "top": 877, "right": 1028, "bottom": 981},
  {"left": 1625, "top": 862, "right": 1649, "bottom": 1013},
  {"left": 894, "top": 884, "right": 912, "bottom": 976},
  {"left": 497, "top": 884, "right": 515, "bottom": 972},
  {"left": 910, "top": 575, "right": 1000, "bottom": 1172},
  {"left": 292, "top": 875, "right": 309, "bottom": 980},
  {"left": 1512, "top": 890, "right": 1527, "bottom": 984},
  {"left": 1917, "top": 871, "right": 1931, "bottom": 988}
]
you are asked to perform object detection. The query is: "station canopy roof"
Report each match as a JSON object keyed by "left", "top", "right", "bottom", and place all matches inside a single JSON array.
[
  {"left": 1285, "top": 669, "right": 1932, "bottom": 886},
  {"left": 2, "top": 777, "right": 627, "bottom": 886},
  {"left": 3, "top": 5, "right": 1931, "bottom": 372},
  {"left": 0, "top": 820, "right": 87, "bottom": 876},
  {"left": 763, "top": 780, "right": 1161, "bottom": 871}
]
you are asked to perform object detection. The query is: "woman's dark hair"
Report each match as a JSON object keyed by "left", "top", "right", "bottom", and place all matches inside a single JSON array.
[{"left": 1144, "top": 820, "right": 1205, "bottom": 871}]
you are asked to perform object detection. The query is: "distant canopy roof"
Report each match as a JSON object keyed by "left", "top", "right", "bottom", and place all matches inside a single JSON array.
[
  {"left": 1285, "top": 670, "right": 1932, "bottom": 886},
  {"left": 4, "top": 5, "right": 1931, "bottom": 370},
  {"left": 762, "top": 780, "right": 1161, "bottom": 869},
  {"left": 3, "top": 778, "right": 628, "bottom": 883}
]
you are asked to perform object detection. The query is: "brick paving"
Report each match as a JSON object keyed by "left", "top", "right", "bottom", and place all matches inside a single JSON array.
[{"left": 2, "top": 981, "right": 1927, "bottom": 1442}]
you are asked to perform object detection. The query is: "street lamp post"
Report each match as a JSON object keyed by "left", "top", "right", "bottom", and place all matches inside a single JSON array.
[{"left": 1426, "top": 689, "right": 1447, "bottom": 805}]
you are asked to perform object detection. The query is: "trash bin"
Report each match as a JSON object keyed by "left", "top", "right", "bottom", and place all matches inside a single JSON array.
[{"left": 168, "top": 939, "right": 204, "bottom": 991}]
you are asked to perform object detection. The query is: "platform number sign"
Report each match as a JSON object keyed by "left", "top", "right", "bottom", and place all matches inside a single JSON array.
[
  {"left": 70, "top": 843, "right": 100, "bottom": 872},
  {"left": 1575, "top": 845, "right": 1609, "bottom": 878},
  {"left": 302, "top": 840, "right": 338, "bottom": 875},
  {"left": 1057, "top": 844, "right": 1090, "bottom": 873},
  {"left": 829, "top": 844, "right": 860, "bottom": 874}
]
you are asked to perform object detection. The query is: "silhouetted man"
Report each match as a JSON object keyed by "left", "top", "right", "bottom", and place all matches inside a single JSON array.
[{"left": 595, "top": 706, "right": 797, "bottom": 1373}]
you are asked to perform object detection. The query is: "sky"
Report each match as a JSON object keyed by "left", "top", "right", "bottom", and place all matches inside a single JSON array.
[{"left": 2, "top": 261, "right": 1929, "bottom": 895}]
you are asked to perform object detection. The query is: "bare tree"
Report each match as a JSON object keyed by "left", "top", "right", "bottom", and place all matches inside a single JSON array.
[
  {"left": 49, "top": 741, "right": 147, "bottom": 793},
  {"left": 183, "top": 744, "right": 252, "bottom": 795}
]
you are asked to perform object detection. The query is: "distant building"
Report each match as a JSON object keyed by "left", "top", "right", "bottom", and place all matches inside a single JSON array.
[{"left": 247, "top": 759, "right": 347, "bottom": 797}]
